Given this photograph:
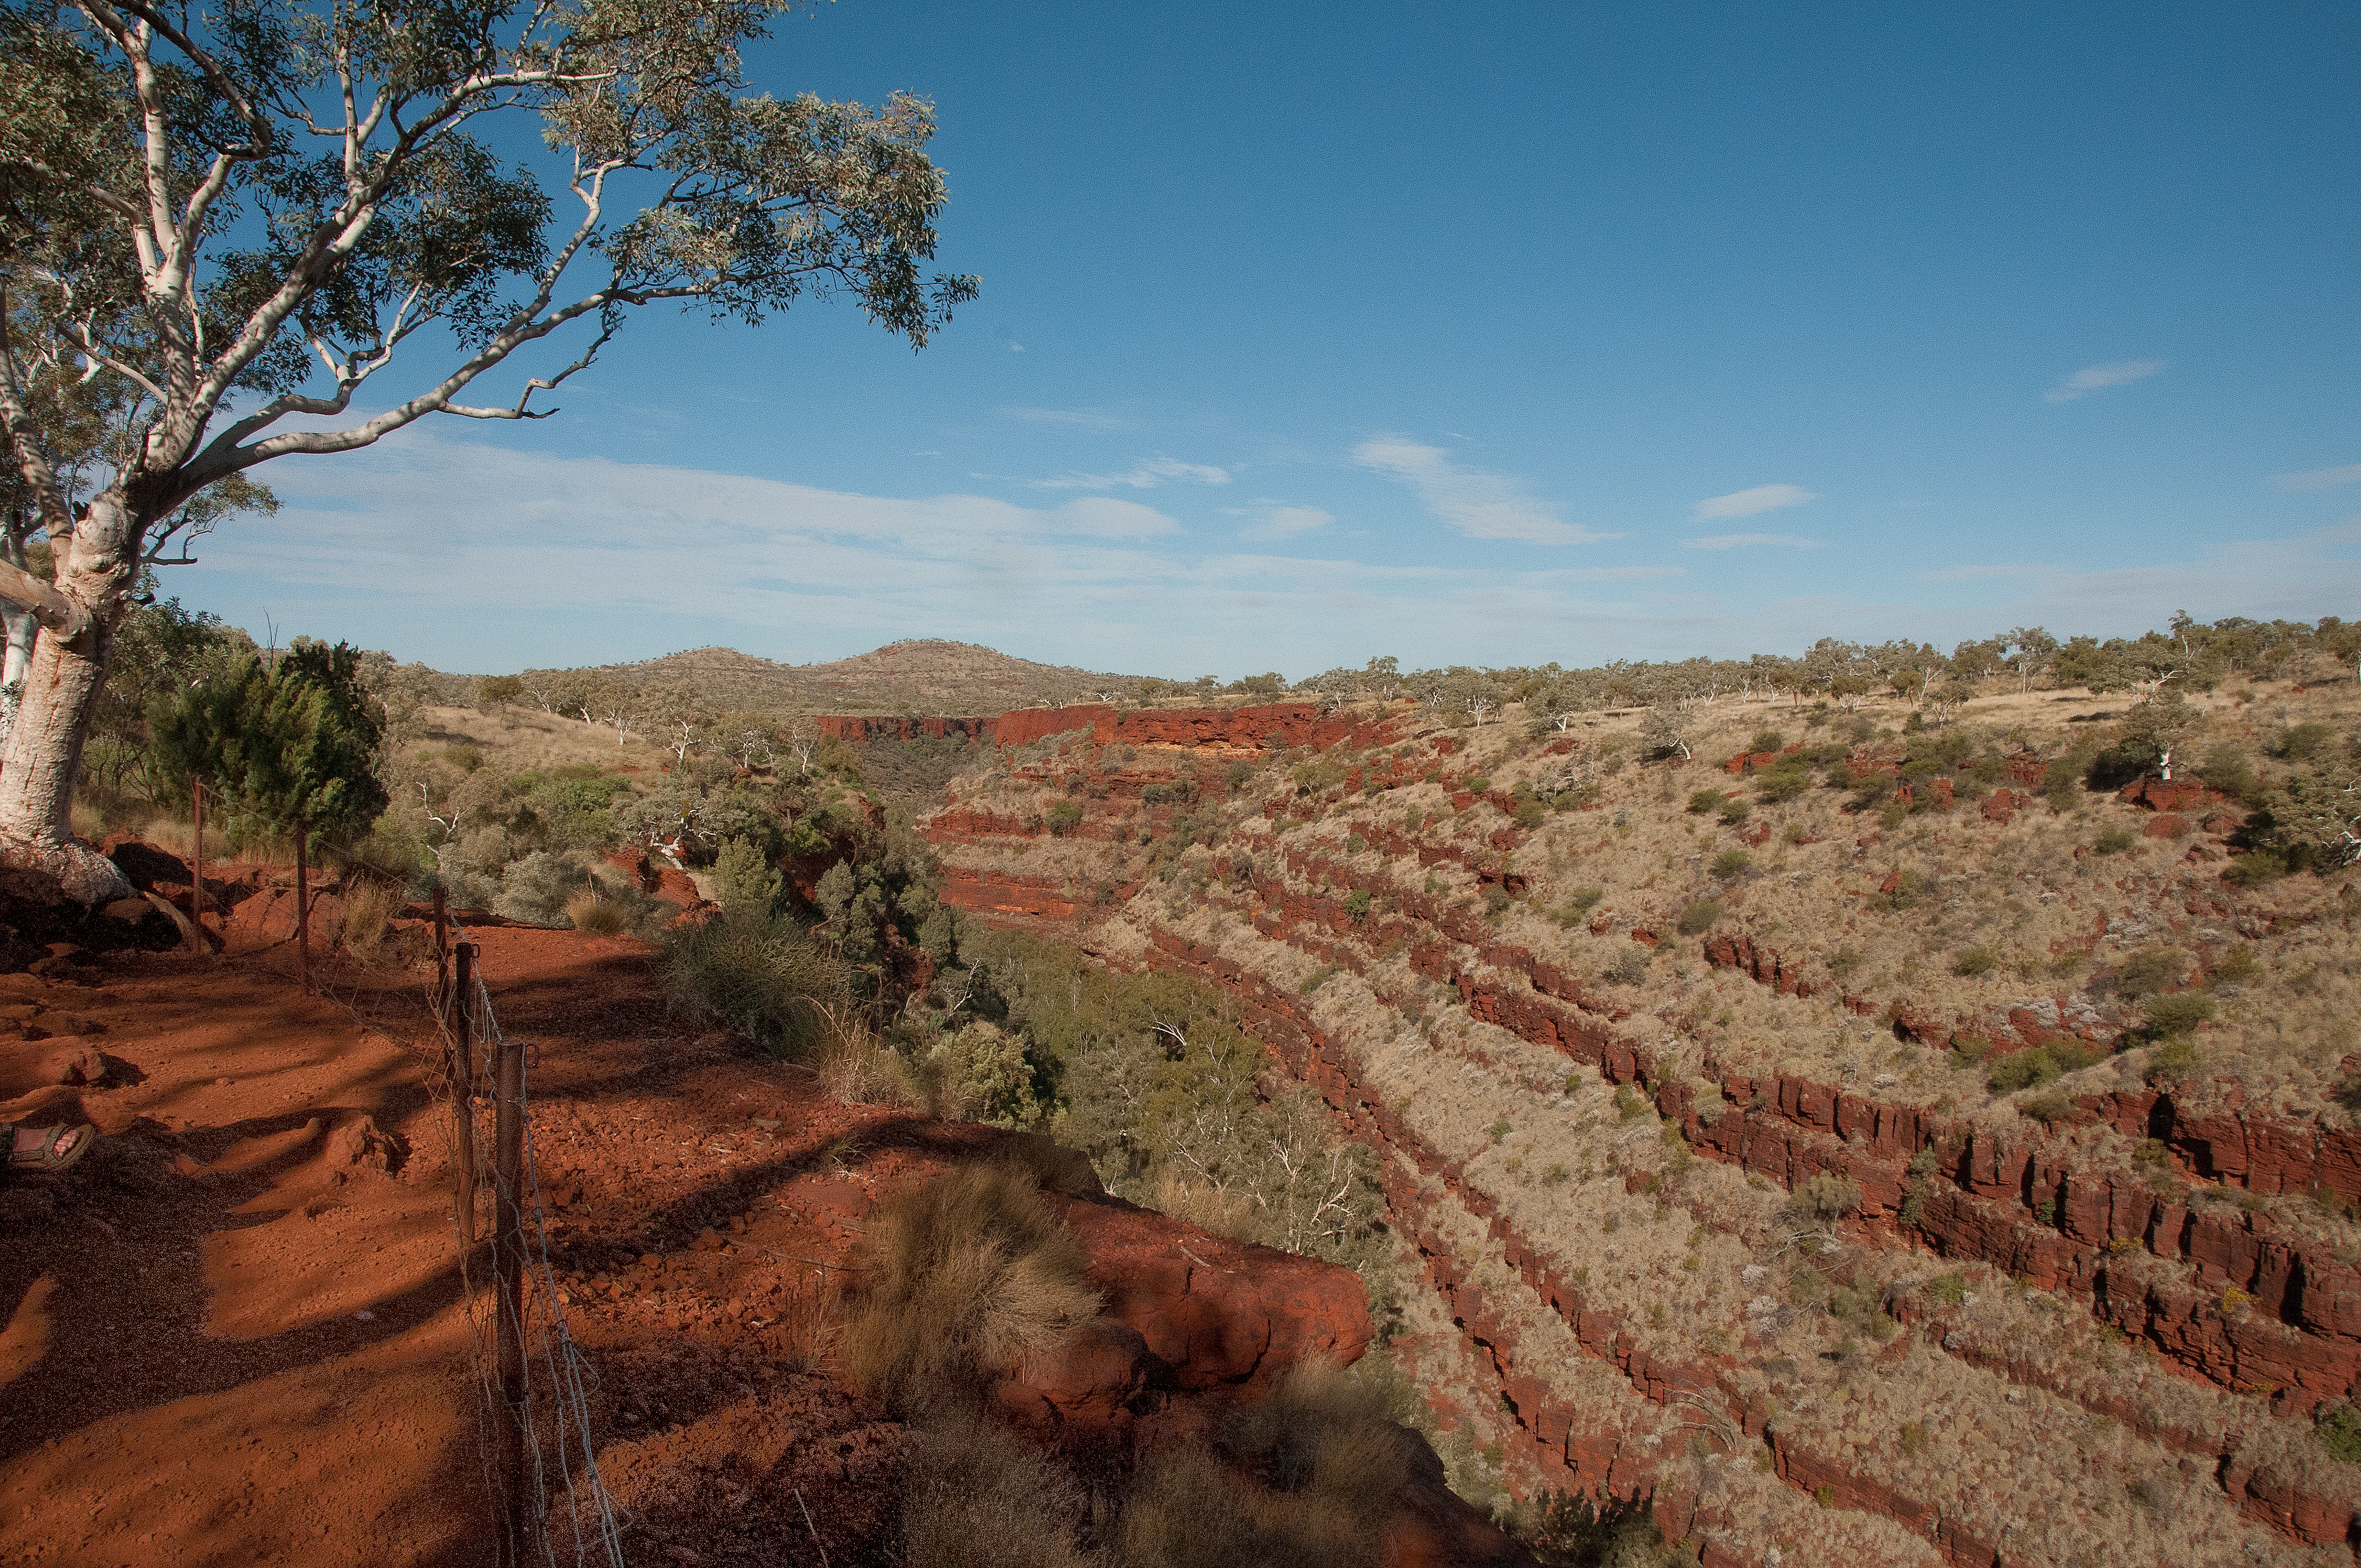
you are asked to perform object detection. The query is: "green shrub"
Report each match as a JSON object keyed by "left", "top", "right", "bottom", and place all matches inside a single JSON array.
[
  {"left": 1708, "top": 850, "right": 1750, "bottom": 881},
  {"left": 1793, "top": 1170, "right": 1862, "bottom": 1222},
  {"left": 1988, "top": 1039, "right": 2106, "bottom": 1093},
  {"left": 660, "top": 905, "right": 849, "bottom": 1058},
  {"left": 1749, "top": 729, "right": 1787, "bottom": 755},
  {"left": 1687, "top": 788, "right": 1723, "bottom": 814},
  {"left": 2196, "top": 744, "right": 2264, "bottom": 805},
  {"left": 1046, "top": 799, "right": 1084, "bottom": 836},
  {"left": 839, "top": 1163, "right": 1101, "bottom": 1411},
  {"left": 2319, "top": 1405, "right": 2361, "bottom": 1464},
  {"left": 1677, "top": 899, "right": 1722, "bottom": 935},
  {"left": 2146, "top": 1039, "right": 2199, "bottom": 1086},
  {"left": 2277, "top": 722, "right": 2337, "bottom": 761},
  {"left": 2114, "top": 946, "right": 2184, "bottom": 997},
  {"left": 1345, "top": 889, "right": 1371, "bottom": 923},
  {"left": 2145, "top": 993, "right": 2215, "bottom": 1038},
  {"left": 2021, "top": 1090, "right": 2076, "bottom": 1126},
  {"left": 1607, "top": 946, "right": 1652, "bottom": 986},
  {"left": 1559, "top": 885, "right": 1604, "bottom": 921},
  {"left": 1614, "top": 1083, "right": 1648, "bottom": 1121},
  {"left": 1954, "top": 946, "right": 1998, "bottom": 978},
  {"left": 1827, "top": 945, "right": 1864, "bottom": 982},
  {"left": 2221, "top": 848, "right": 2292, "bottom": 887},
  {"left": 2210, "top": 944, "right": 2259, "bottom": 987},
  {"left": 1513, "top": 798, "right": 1548, "bottom": 830},
  {"left": 1481, "top": 884, "right": 1511, "bottom": 917},
  {"left": 2093, "top": 823, "right": 2137, "bottom": 855},
  {"left": 1489, "top": 1118, "right": 1512, "bottom": 1145},
  {"left": 1716, "top": 797, "right": 1751, "bottom": 825}
]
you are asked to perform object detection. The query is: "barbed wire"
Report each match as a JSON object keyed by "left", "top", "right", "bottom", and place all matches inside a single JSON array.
[{"left": 438, "top": 916, "right": 628, "bottom": 1567}]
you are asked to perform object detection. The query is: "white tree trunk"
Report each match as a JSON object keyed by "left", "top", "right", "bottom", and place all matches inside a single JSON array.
[{"left": 0, "top": 494, "right": 136, "bottom": 904}]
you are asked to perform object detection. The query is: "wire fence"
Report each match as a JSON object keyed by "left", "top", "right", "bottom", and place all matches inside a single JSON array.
[{"left": 436, "top": 919, "right": 628, "bottom": 1568}]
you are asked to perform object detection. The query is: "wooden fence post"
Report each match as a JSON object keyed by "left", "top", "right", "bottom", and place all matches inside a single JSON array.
[
  {"left": 492, "top": 1005, "right": 531, "bottom": 1567},
  {"left": 191, "top": 781, "right": 204, "bottom": 929},
  {"left": 452, "top": 941, "right": 476, "bottom": 1246},
  {"left": 294, "top": 814, "right": 309, "bottom": 990},
  {"left": 433, "top": 888, "right": 449, "bottom": 1014}
]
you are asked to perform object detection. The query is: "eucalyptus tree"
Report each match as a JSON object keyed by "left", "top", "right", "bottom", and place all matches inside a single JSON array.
[{"left": 0, "top": 0, "right": 975, "bottom": 900}]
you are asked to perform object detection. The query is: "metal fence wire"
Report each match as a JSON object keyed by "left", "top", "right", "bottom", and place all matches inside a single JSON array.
[{"left": 439, "top": 928, "right": 628, "bottom": 1567}]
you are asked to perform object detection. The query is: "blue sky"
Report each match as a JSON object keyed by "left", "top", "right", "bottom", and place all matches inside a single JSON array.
[{"left": 191, "top": 1, "right": 2361, "bottom": 678}]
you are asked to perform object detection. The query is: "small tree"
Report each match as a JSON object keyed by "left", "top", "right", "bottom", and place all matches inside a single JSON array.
[{"left": 151, "top": 641, "right": 387, "bottom": 983}]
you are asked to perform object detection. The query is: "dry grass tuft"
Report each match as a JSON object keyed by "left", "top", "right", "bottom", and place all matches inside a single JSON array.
[
  {"left": 564, "top": 888, "right": 630, "bottom": 935},
  {"left": 817, "top": 1022, "right": 912, "bottom": 1105},
  {"left": 339, "top": 877, "right": 396, "bottom": 959},
  {"left": 897, "top": 1409, "right": 1095, "bottom": 1568},
  {"left": 839, "top": 1163, "right": 1101, "bottom": 1410},
  {"left": 1105, "top": 1356, "right": 1425, "bottom": 1568}
]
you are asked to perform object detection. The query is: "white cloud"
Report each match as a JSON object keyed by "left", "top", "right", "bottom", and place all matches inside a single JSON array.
[
  {"left": 1237, "top": 503, "right": 1334, "bottom": 542},
  {"left": 1352, "top": 437, "right": 1614, "bottom": 545},
  {"left": 184, "top": 427, "right": 2361, "bottom": 678},
  {"left": 2271, "top": 463, "right": 2361, "bottom": 493},
  {"left": 1002, "top": 405, "right": 1127, "bottom": 429},
  {"left": 1683, "top": 532, "right": 1820, "bottom": 551},
  {"left": 2045, "top": 359, "right": 2165, "bottom": 403},
  {"left": 1035, "top": 457, "right": 1230, "bottom": 491},
  {"left": 1693, "top": 484, "right": 1816, "bottom": 521}
]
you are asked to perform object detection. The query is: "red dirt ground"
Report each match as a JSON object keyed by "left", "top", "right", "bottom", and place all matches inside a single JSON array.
[
  {"left": 0, "top": 890, "right": 1528, "bottom": 1568},
  {"left": 0, "top": 911, "right": 957, "bottom": 1568}
]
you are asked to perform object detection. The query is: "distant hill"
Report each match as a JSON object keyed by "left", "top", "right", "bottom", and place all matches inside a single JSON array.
[{"left": 591, "top": 640, "right": 1143, "bottom": 715}]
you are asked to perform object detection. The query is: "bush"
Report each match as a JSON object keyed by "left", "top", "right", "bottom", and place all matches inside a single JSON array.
[
  {"left": 839, "top": 1163, "right": 1101, "bottom": 1411},
  {"left": 1677, "top": 900, "right": 1721, "bottom": 935},
  {"left": 1513, "top": 798, "right": 1548, "bottom": 830},
  {"left": 1607, "top": 946, "right": 1652, "bottom": 986},
  {"left": 660, "top": 905, "right": 848, "bottom": 1058},
  {"left": 1046, "top": 799, "right": 1084, "bottom": 836},
  {"left": 492, "top": 850, "right": 594, "bottom": 927},
  {"left": 1756, "top": 764, "right": 1813, "bottom": 803},
  {"left": 2020, "top": 1090, "right": 2076, "bottom": 1126},
  {"left": 2320, "top": 1405, "right": 2361, "bottom": 1464},
  {"left": 1793, "top": 1170, "right": 1862, "bottom": 1222},
  {"left": 1509, "top": 1489, "right": 1675, "bottom": 1567},
  {"left": 1988, "top": 1039, "right": 2106, "bottom": 1093},
  {"left": 2278, "top": 722, "right": 2337, "bottom": 761},
  {"left": 1749, "top": 729, "right": 1787, "bottom": 755},
  {"left": 1557, "top": 886, "right": 1604, "bottom": 924},
  {"left": 1954, "top": 946, "right": 1998, "bottom": 978},
  {"left": 2210, "top": 944, "right": 2258, "bottom": 987},
  {"left": 1708, "top": 850, "right": 1750, "bottom": 881},
  {"left": 1687, "top": 788, "right": 1723, "bottom": 815},
  {"left": 930, "top": 1022, "right": 1046, "bottom": 1128},
  {"left": 2093, "top": 824, "right": 2137, "bottom": 856},
  {"left": 1716, "top": 797, "right": 1751, "bottom": 825},
  {"left": 2145, "top": 993, "right": 2215, "bottom": 1038},
  {"left": 1345, "top": 889, "right": 1371, "bottom": 923},
  {"left": 2113, "top": 946, "right": 2185, "bottom": 997}
]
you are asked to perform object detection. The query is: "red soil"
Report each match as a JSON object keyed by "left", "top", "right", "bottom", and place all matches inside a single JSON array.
[{"left": 0, "top": 895, "right": 1504, "bottom": 1567}]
